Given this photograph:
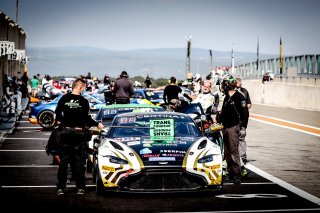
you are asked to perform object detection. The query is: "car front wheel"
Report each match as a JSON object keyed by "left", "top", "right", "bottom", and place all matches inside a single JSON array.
[{"left": 38, "top": 110, "right": 55, "bottom": 130}]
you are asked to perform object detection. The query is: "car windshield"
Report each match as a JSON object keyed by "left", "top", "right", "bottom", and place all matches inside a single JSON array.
[
  {"left": 153, "top": 90, "right": 163, "bottom": 99},
  {"left": 109, "top": 114, "right": 201, "bottom": 138},
  {"left": 144, "top": 90, "right": 160, "bottom": 101},
  {"left": 96, "top": 107, "right": 165, "bottom": 126}
]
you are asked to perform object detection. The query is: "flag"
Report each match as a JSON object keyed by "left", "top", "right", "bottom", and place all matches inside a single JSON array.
[
  {"left": 209, "top": 49, "right": 213, "bottom": 71},
  {"left": 231, "top": 43, "right": 235, "bottom": 74},
  {"left": 187, "top": 40, "right": 191, "bottom": 58},
  {"left": 280, "top": 37, "right": 283, "bottom": 74},
  {"left": 256, "top": 37, "right": 259, "bottom": 70}
]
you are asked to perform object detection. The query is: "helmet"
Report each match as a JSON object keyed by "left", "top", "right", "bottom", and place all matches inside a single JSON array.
[{"left": 193, "top": 73, "right": 201, "bottom": 82}]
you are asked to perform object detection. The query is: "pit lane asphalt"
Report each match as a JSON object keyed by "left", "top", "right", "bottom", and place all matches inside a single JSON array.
[{"left": 0, "top": 105, "right": 320, "bottom": 212}]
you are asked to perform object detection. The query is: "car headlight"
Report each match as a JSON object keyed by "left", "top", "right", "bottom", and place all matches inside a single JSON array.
[
  {"left": 108, "top": 156, "right": 128, "bottom": 165},
  {"left": 197, "top": 139, "right": 207, "bottom": 150},
  {"left": 198, "top": 154, "right": 215, "bottom": 163}
]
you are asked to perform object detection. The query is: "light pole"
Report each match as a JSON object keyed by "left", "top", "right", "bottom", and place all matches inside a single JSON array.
[{"left": 185, "top": 35, "right": 192, "bottom": 78}]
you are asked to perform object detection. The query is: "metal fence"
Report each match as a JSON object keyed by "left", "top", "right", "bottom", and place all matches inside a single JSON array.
[{"left": 236, "top": 54, "right": 320, "bottom": 79}]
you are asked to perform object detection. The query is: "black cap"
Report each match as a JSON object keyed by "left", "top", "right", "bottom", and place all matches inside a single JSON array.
[{"left": 120, "top": 71, "right": 128, "bottom": 77}]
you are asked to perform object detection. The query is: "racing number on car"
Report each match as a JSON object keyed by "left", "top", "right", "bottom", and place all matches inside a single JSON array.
[{"left": 119, "top": 117, "right": 136, "bottom": 123}]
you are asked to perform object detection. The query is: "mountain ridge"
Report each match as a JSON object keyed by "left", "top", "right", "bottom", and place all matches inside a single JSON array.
[{"left": 26, "top": 47, "right": 276, "bottom": 79}]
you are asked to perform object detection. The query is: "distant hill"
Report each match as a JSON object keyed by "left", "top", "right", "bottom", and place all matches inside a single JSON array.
[{"left": 26, "top": 46, "right": 276, "bottom": 80}]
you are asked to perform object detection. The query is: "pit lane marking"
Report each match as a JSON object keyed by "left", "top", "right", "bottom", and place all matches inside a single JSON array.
[
  {"left": 0, "top": 150, "right": 46, "bottom": 151},
  {"left": 2, "top": 138, "right": 48, "bottom": 140},
  {"left": 250, "top": 113, "right": 320, "bottom": 137},
  {"left": 245, "top": 163, "right": 320, "bottom": 205}
]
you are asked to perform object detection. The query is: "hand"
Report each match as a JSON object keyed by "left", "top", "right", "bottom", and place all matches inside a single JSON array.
[
  {"left": 239, "top": 127, "right": 246, "bottom": 138},
  {"left": 97, "top": 123, "right": 104, "bottom": 130}
]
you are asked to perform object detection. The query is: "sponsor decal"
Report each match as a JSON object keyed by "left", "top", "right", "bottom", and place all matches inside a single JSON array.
[
  {"left": 162, "top": 153, "right": 184, "bottom": 157},
  {"left": 127, "top": 141, "right": 140, "bottom": 146},
  {"left": 102, "top": 166, "right": 115, "bottom": 172},
  {"left": 209, "top": 164, "right": 221, "bottom": 170},
  {"left": 140, "top": 148, "right": 152, "bottom": 154},
  {"left": 152, "top": 143, "right": 178, "bottom": 147},
  {"left": 160, "top": 150, "right": 186, "bottom": 154},
  {"left": 149, "top": 157, "right": 176, "bottom": 161},
  {"left": 142, "top": 154, "right": 160, "bottom": 158}
]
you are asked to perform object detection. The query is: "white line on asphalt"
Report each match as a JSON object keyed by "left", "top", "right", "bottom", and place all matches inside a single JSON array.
[
  {"left": 16, "top": 126, "right": 42, "bottom": 129},
  {"left": 245, "top": 163, "right": 320, "bottom": 206},
  {"left": 223, "top": 182, "right": 276, "bottom": 185},
  {"left": 20, "top": 130, "right": 42, "bottom": 133},
  {"left": 1, "top": 185, "right": 96, "bottom": 188},
  {"left": 0, "top": 150, "right": 45, "bottom": 151},
  {"left": 3, "top": 138, "right": 48, "bottom": 140},
  {"left": 0, "top": 165, "right": 58, "bottom": 167}
]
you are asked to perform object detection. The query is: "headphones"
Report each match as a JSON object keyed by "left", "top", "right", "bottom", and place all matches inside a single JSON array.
[{"left": 222, "top": 75, "right": 236, "bottom": 92}]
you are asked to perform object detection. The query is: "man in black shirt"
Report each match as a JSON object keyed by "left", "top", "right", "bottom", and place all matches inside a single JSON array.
[
  {"left": 144, "top": 75, "right": 152, "bottom": 88},
  {"left": 216, "top": 75, "right": 246, "bottom": 184},
  {"left": 163, "top": 76, "right": 182, "bottom": 104},
  {"left": 55, "top": 78, "right": 104, "bottom": 195}
]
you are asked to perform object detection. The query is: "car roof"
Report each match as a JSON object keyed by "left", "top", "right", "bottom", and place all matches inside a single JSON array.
[{"left": 101, "top": 104, "right": 163, "bottom": 109}]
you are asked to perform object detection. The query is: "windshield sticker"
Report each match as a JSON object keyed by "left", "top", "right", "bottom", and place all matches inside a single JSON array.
[
  {"left": 133, "top": 108, "right": 154, "bottom": 113},
  {"left": 119, "top": 117, "right": 136, "bottom": 124},
  {"left": 146, "top": 91, "right": 154, "bottom": 96},
  {"left": 103, "top": 109, "right": 117, "bottom": 115},
  {"left": 150, "top": 119, "right": 174, "bottom": 141}
]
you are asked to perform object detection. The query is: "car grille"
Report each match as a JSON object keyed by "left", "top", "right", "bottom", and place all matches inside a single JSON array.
[{"left": 118, "top": 168, "right": 207, "bottom": 192}]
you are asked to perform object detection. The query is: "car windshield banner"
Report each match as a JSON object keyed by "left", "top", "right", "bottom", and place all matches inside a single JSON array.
[{"left": 150, "top": 119, "right": 174, "bottom": 141}]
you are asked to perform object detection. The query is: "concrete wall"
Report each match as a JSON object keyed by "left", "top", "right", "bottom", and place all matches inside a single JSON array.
[{"left": 242, "top": 79, "right": 320, "bottom": 111}]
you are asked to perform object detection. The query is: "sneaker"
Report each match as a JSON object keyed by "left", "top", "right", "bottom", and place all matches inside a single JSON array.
[
  {"left": 234, "top": 176, "right": 241, "bottom": 185},
  {"left": 56, "top": 188, "right": 65, "bottom": 196},
  {"left": 241, "top": 169, "right": 249, "bottom": 178},
  {"left": 76, "top": 188, "right": 85, "bottom": 195}
]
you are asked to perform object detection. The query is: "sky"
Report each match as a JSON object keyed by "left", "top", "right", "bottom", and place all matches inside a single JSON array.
[{"left": 1, "top": 0, "right": 320, "bottom": 56}]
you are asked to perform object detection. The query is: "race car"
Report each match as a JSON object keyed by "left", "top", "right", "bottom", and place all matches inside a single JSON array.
[
  {"left": 130, "top": 89, "right": 163, "bottom": 105},
  {"left": 93, "top": 112, "right": 223, "bottom": 194}
]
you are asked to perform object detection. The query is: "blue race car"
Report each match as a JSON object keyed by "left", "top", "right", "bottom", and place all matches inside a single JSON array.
[{"left": 28, "top": 92, "right": 106, "bottom": 130}]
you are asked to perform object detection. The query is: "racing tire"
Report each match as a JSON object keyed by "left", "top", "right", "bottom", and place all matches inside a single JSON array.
[
  {"left": 96, "top": 169, "right": 104, "bottom": 195},
  {"left": 86, "top": 158, "right": 93, "bottom": 173},
  {"left": 38, "top": 110, "right": 55, "bottom": 130},
  {"left": 92, "top": 156, "right": 97, "bottom": 183}
]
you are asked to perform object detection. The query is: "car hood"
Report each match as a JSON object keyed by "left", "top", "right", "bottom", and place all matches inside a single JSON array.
[{"left": 99, "top": 136, "right": 207, "bottom": 167}]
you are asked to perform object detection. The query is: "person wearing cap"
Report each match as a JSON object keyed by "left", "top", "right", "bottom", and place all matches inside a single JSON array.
[
  {"left": 216, "top": 75, "right": 247, "bottom": 184},
  {"left": 113, "top": 71, "right": 134, "bottom": 104}
]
